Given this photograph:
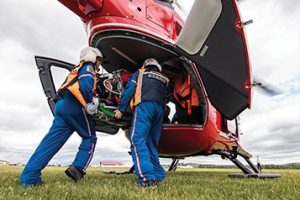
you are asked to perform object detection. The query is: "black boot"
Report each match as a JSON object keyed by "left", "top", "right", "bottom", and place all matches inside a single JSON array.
[{"left": 65, "top": 166, "right": 84, "bottom": 182}]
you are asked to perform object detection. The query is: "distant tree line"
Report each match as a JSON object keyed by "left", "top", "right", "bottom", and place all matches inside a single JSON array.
[
  {"left": 258, "top": 163, "right": 300, "bottom": 169},
  {"left": 177, "top": 163, "right": 300, "bottom": 169}
]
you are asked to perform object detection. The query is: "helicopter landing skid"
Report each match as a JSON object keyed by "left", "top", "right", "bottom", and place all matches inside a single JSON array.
[
  {"left": 216, "top": 151, "right": 281, "bottom": 179},
  {"left": 102, "top": 165, "right": 134, "bottom": 175},
  {"left": 168, "top": 158, "right": 180, "bottom": 172},
  {"left": 228, "top": 173, "right": 281, "bottom": 179}
]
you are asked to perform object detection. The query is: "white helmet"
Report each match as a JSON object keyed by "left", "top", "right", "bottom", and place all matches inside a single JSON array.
[
  {"left": 80, "top": 47, "right": 103, "bottom": 63},
  {"left": 142, "top": 58, "right": 162, "bottom": 72}
]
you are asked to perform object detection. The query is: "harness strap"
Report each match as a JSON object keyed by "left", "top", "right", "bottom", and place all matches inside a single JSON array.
[{"left": 57, "top": 76, "right": 78, "bottom": 97}]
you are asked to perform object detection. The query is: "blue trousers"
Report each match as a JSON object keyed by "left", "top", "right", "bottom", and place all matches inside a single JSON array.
[
  {"left": 20, "top": 92, "right": 97, "bottom": 186},
  {"left": 130, "top": 101, "right": 166, "bottom": 184}
]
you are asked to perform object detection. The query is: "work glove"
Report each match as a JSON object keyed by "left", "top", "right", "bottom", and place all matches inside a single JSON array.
[{"left": 85, "top": 97, "right": 99, "bottom": 115}]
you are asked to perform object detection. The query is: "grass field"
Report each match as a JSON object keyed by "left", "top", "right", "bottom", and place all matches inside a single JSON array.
[{"left": 0, "top": 166, "right": 299, "bottom": 200}]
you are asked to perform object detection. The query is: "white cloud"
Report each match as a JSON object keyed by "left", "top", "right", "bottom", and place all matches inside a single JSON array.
[
  {"left": 240, "top": 0, "right": 300, "bottom": 82},
  {"left": 234, "top": 0, "right": 300, "bottom": 165}
]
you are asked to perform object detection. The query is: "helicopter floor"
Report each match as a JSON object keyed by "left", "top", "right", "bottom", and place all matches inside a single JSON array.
[{"left": 228, "top": 173, "right": 282, "bottom": 179}]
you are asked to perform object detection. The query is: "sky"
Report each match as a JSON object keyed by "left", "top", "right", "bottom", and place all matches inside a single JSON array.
[{"left": 0, "top": 0, "right": 299, "bottom": 167}]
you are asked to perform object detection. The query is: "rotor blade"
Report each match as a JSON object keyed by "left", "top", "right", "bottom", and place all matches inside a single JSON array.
[
  {"left": 236, "top": 0, "right": 248, "bottom": 5},
  {"left": 253, "top": 80, "right": 282, "bottom": 96}
]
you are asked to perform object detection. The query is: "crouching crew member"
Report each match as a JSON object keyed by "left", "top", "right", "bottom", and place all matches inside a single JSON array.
[
  {"left": 115, "top": 58, "right": 169, "bottom": 187},
  {"left": 20, "top": 47, "right": 102, "bottom": 187}
]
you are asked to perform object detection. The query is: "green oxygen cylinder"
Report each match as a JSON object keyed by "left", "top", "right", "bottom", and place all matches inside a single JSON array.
[{"left": 97, "top": 103, "right": 132, "bottom": 128}]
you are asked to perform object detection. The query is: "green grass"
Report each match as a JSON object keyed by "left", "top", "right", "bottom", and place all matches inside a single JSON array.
[{"left": 0, "top": 166, "right": 299, "bottom": 200}]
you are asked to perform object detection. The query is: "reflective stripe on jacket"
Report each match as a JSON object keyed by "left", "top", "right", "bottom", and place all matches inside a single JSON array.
[{"left": 130, "top": 68, "right": 169, "bottom": 110}]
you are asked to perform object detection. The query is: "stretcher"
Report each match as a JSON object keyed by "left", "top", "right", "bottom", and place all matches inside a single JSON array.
[
  {"left": 93, "top": 69, "right": 133, "bottom": 129},
  {"left": 94, "top": 103, "right": 131, "bottom": 128}
]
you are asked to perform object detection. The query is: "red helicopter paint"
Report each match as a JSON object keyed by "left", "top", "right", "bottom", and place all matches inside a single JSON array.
[{"left": 35, "top": 0, "right": 280, "bottom": 178}]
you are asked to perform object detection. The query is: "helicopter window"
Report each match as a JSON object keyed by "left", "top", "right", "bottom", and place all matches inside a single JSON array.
[
  {"left": 173, "top": 0, "right": 194, "bottom": 20},
  {"left": 50, "top": 66, "right": 70, "bottom": 91},
  {"left": 225, "top": 118, "right": 238, "bottom": 138},
  {"left": 154, "top": 0, "right": 174, "bottom": 9}
]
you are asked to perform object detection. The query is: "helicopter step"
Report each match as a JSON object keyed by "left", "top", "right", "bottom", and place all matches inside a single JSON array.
[{"left": 215, "top": 151, "right": 281, "bottom": 179}]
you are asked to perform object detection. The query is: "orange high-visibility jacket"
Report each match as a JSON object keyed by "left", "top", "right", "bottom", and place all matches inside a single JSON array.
[
  {"left": 58, "top": 63, "right": 97, "bottom": 107},
  {"left": 173, "top": 73, "right": 199, "bottom": 115}
]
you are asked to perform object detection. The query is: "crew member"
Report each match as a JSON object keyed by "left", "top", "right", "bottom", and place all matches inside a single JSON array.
[
  {"left": 20, "top": 47, "right": 103, "bottom": 187},
  {"left": 172, "top": 71, "right": 202, "bottom": 124},
  {"left": 115, "top": 58, "right": 169, "bottom": 187}
]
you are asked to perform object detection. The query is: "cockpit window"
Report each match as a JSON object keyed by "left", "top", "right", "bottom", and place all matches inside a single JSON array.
[
  {"left": 173, "top": 0, "right": 195, "bottom": 20},
  {"left": 155, "top": 0, "right": 174, "bottom": 9},
  {"left": 155, "top": 0, "right": 195, "bottom": 19}
]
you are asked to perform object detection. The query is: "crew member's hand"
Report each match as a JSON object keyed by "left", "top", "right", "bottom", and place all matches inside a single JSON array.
[
  {"left": 85, "top": 102, "right": 98, "bottom": 115},
  {"left": 114, "top": 110, "right": 123, "bottom": 119}
]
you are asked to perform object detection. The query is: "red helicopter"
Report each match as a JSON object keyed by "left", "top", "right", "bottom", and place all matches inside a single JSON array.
[{"left": 35, "top": 0, "right": 280, "bottom": 178}]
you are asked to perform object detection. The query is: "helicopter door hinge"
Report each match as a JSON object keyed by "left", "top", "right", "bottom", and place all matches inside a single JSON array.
[{"left": 236, "top": 19, "right": 253, "bottom": 29}]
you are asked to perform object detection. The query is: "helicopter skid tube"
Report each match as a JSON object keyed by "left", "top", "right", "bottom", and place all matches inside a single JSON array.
[
  {"left": 168, "top": 158, "right": 180, "bottom": 172},
  {"left": 102, "top": 165, "right": 134, "bottom": 175},
  {"left": 228, "top": 173, "right": 282, "bottom": 179},
  {"left": 215, "top": 151, "right": 281, "bottom": 179}
]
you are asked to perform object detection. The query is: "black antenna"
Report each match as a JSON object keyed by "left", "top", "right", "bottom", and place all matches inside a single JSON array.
[{"left": 257, "top": 155, "right": 262, "bottom": 172}]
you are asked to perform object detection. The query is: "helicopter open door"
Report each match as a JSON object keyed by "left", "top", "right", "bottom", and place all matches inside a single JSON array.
[
  {"left": 35, "top": 56, "right": 119, "bottom": 135},
  {"left": 35, "top": 56, "right": 73, "bottom": 114},
  {"left": 174, "top": 0, "right": 252, "bottom": 120}
]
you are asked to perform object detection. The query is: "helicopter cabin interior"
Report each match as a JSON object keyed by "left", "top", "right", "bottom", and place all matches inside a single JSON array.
[{"left": 92, "top": 30, "right": 207, "bottom": 127}]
